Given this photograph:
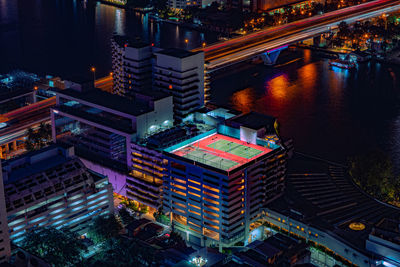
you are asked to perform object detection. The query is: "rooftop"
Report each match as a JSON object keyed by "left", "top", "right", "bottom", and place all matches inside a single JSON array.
[
  {"left": 113, "top": 35, "right": 149, "bottom": 49},
  {"left": 156, "top": 48, "right": 200, "bottom": 58},
  {"left": 170, "top": 133, "right": 272, "bottom": 171},
  {"left": 2, "top": 145, "right": 72, "bottom": 184},
  {"left": 57, "top": 88, "right": 153, "bottom": 116},
  {"left": 227, "top": 111, "right": 276, "bottom": 131}
]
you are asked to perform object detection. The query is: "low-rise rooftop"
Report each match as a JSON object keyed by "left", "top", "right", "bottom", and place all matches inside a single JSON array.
[
  {"left": 227, "top": 111, "right": 276, "bottom": 132},
  {"left": 156, "top": 48, "right": 200, "bottom": 59},
  {"left": 2, "top": 145, "right": 73, "bottom": 183},
  {"left": 57, "top": 88, "right": 152, "bottom": 116}
]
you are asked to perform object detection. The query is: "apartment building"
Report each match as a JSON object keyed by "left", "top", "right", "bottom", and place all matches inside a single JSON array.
[
  {"left": 154, "top": 48, "right": 204, "bottom": 122},
  {"left": 2, "top": 145, "right": 113, "bottom": 245},
  {"left": 162, "top": 112, "right": 287, "bottom": 250},
  {"left": 111, "top": 35, "right": 153, "bottom": 97}
]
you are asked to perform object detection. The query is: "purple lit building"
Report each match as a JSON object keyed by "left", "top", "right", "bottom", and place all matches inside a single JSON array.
[{"left": 51, "top": 86, "right": 173, "bottom": 209}]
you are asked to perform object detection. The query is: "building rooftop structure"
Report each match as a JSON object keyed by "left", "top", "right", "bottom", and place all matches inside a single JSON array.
[
  {"left": 156, "top": 48, "right": 200, "bottom": 58},
  {"left": 264, "top": 153, "right": 400, "bottom": 266},
  {"left": 56, "top": 88, "right": 153, "bottom": 116},
  {"left": 227, "top": 111, "right": 276, "bottom": 133},
  {"left": 169, "top": 132, "right": 272, "bottom": 171}
]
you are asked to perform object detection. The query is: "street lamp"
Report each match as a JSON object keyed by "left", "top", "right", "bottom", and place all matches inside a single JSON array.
[
  {"left": 185, "top": 39, "right": 189, "bottom": 48},
  {"left": 91, "top": 67, "right": 96, "bottom": 85},
  {"left": 202, "top": 42, "right": 206, "bottom": 48}
]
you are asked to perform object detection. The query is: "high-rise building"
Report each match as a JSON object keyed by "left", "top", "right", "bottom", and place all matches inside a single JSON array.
[
  {"left": 154, "top": 48, "right": 204, "bottom": 122},
  {"left": 2, "top": 145, "right": 113, "bottom": 246},
  {"left": 111, "top": 35, "right": 153, "bottom": 97},
  {"left": 162, "top": 111, "right": 287, "bottom": 250},
  {"left": 51, "top": 87, "right": 173, "bottom": 209}
]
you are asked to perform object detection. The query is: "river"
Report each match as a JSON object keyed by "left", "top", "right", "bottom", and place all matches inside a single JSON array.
[{"left": 1, "top": 0, "right": 400, "bottom": 166}]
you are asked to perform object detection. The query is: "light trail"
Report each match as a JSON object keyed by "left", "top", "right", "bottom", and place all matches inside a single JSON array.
[{"left": 198, "top": 0, "right": 400, "bottom": 71}]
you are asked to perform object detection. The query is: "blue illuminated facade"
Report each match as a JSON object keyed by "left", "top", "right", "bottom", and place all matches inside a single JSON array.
[{"left": 1, "top": 145, "right": 113, "bottom": 245}]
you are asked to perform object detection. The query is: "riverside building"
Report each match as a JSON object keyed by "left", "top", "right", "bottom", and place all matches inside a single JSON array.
[
  {"left": 162, "top": 111, "right": 287, "bottom": 250},
  {"left": 111, "top": 36, "right": 205, "bottom": 122},
  {"left": 111, "top": 35, "right": 153, "bottom": 97},
  {"left": 1, "top": 145, "right": 113, "bottom": 253},
  {"left": 154, "top": 48, "right": 205, "bottom": 122}
]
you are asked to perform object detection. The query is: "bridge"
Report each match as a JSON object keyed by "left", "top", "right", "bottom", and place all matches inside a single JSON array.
[{"left": 194, "top": 0, "right": 400, "bottom": 71}]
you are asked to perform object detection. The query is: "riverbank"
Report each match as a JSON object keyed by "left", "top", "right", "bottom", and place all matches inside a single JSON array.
[
  {"left": 295, "top": 43, "right": 400, "bottom": 66},
  {"left": 96, "top": 0, "right": 153, "bottom": 13}
]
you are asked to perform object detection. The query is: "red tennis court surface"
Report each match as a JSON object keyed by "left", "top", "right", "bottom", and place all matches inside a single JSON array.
[{"left": 172, "top": 133, "right": 272, "bottom": 171}]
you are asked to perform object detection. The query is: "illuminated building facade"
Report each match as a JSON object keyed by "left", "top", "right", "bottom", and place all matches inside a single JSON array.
[
  {"left": 2, "top": 145, "right": 113, "bottom": 245},
  {"left": 154, "top": 48, "right": 204, "bottom": 122},
  {"left": 111, "top": 35, "right": 153, "bottom": 97},
  {"left": 162, "top": 112, "right": 287, "bottom": 250},
  {"left": 51, "top": 87, "right": 173, "bottom": 208}
]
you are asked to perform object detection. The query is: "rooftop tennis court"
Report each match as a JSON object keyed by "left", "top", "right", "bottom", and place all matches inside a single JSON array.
[
  {"left": 172, "top": 133, "right": 272, "bottom": 171},
  {"left": 207, "top": 139, "right": 263, "bottom": 159}
]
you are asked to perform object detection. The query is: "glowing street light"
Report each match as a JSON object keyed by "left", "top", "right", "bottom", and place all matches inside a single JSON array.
[{"left": 91, "top": 67, "right": 96, "bottom": 85}]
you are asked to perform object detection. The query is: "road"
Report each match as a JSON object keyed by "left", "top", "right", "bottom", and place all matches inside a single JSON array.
[
  {"left": 197, "top": 0, "right": 400, "bottom": 70},
  {"left": 0, "top": 97, "right": 56, "bottom": 145},
  {"left": 95, "top": 75, "right": 113, "bottom": 93}
]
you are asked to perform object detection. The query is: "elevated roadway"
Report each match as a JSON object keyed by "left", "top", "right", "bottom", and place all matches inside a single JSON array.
[
  {"left": 195, "top": 0, "right": 400, "bottom": 71},
  {"left": 0, "top": 97, "right": 56, "bottom": 158}
]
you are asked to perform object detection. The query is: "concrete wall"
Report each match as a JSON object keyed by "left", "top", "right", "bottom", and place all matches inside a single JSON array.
[
  {"left": 136, "top": 96, "right": 174, "bottom": 138},
  {"left": 80, "top": 158, "right": 127, "bottom": 196}
]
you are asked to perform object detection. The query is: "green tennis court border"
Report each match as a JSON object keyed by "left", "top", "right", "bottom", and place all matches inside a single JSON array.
[
  {"left": 207, "top": 139, "right": 263, "bottom": 159},
  {"left": 182, "top": 148, "right": 239, "bottom": 171}
]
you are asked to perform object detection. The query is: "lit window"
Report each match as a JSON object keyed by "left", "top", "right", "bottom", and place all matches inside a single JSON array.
[
  {"left": 188, "top": 179, "right": 201, "bottom": 185},
  {"left": 188, "top": 185, "right": 200, "bottom": 191},
  {"left": 188, "top": 191, "right": 201, "bottom": 198}
]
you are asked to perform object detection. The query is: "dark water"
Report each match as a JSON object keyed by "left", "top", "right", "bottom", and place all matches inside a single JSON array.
[
  {"left": 211, "top": 50, "right": 400, "bottom": 164},
  {"left": 0, "top": 0, "right": 217, "bottom": 77},
  {"left": 1, "top": 0, "right": 400, "bottom": 165}
]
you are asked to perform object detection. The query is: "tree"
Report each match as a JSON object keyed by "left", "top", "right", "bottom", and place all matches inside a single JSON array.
[
  {"left": 87, "top": 215, "right": 123, "bottom": 244},
  {"left": 84, "top": 237, "right": 161, "bottom": 266},
  {"left": 348, "top": 150, "right": 399, "bottom": 203},
  {"left": 19, "top": 227, "right": 87, "bottom": 267},
  {"left": 25, "top": 123, "right": 52, "bottom": 152},
  {"left": 337, "top": 21, "right": 350, "bottom": 39},
  {"left": 167, "top": 231, "right": 187, "bottom": 248},
  {"left": 118, "top": 207, "right": 134, "bottom": 225}
]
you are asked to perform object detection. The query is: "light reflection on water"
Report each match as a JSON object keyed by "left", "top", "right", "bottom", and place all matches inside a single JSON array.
[
  {"left": 213, "top": 50, "right": 400, "bottom": 167},
  {"left": 0, "top": 0, "right": 218, "bottom": 77}
]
